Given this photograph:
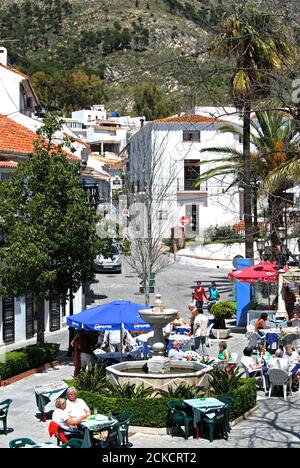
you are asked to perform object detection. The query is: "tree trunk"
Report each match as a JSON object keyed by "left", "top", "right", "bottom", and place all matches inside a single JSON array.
[
  {"left": 67, "top": 285, "right": 75, "bottom": 357},
  {"left": 253, "top": 184, "right": 258, "bottom": 238},
  {"left": 34, "top": 294, "right": 45, "bottom": 346},
  {"left": 243, "top": 101, "right": 254, "bottom": 259}
]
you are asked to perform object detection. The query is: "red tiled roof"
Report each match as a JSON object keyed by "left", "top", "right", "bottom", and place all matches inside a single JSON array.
[
  {"left": 0, "top": 114, "right": 78, "bottom": 160},
  {"left": 0, "top": 63, "right": 29, "bottom": 79},
  {"left": 154, "top": 115, "right": 230, "bottom": 125},
  {"left": 0, "top": 161, "right": 18, "bottom": 168}
]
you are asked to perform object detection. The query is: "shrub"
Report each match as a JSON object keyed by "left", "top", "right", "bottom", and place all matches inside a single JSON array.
[
  {"left": 0, "top": 352, "right": 29, "bottom": 380},
  {"left": 211, "top": 302, "right": 236, "bottom": 320},
  {"left": 0, "top": 343, "right": 60, "bottom": 381},
  {"left": 159, "top": 384, "right": 204, "bottom": 400},
  {"left": 75, "top": 364, "right": 107, "bottom": 392},
  {"left": 101, "top": 382, "right": 156, "bottom": 399}
]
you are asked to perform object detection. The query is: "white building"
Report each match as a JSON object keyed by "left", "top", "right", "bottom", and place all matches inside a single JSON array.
[
  {"left": 127, "top": 112, "right": 243, "bottom": 240},
  {"left": 0, "top": 52, "right": 87, "bottom": 348}
]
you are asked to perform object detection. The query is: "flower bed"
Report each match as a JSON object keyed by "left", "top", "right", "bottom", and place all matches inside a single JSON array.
[
  {"left": 75, "top": 378, "right": 257, "bottom": 428},
  {"left": 0, "top": 343, "right": 60, "bottom": 382}
]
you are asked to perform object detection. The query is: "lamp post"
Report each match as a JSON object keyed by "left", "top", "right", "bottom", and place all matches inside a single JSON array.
[{"left": 256, "top": 238, "right": 266, "bottom": 260}]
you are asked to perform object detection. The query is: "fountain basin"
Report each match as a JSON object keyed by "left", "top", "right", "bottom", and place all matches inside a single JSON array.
[{"left": 106, "top": 360, "right": 213, "bottom": 394}]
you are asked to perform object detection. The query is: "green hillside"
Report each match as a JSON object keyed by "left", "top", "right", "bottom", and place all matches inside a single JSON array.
[{"left": 0, "top": 0, "right": 298, "bottom": 114}]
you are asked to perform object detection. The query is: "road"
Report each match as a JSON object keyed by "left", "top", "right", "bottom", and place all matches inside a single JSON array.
[{"left": 85, "top": 260, "right": 233, "bottom": 319}]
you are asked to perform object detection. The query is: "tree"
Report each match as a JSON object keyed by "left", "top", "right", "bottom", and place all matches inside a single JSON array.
[
  {"left": 0, "top": 115, "right": 100, "bottom": 346},
  {"left": 133, "top": 82, "right": 172, "bottom": 121},
  {"left": 198, "top": 111, "right": 300, "bottom": 243},
  {"left": 213, "top": 5, "right": 293, "bottom": 258},
  {"left": 124, "top": 123, "right": 181, "bottom": 305}
]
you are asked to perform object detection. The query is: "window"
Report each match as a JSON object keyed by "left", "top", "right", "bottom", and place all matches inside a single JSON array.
[
  {"left": 183, "top": 131, "right": 201, "bottom": 142},
  {"left": 49, "top": 296, "right": 61, "bottom": 332},
  {"left": 2, "top": 297, "right": 15, "bottom": 344}
]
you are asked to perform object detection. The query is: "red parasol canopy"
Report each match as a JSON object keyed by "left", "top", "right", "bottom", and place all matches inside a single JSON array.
[{"left": 228, "top": 261, "right": 279, "bottom": 284}]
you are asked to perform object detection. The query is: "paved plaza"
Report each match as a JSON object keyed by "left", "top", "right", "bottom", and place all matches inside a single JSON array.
[{"left": 1, "top": 263, "right": 298, "bottom": 449}]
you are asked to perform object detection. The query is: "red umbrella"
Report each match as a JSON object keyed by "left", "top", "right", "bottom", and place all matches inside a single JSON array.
[{"left": 228, "top": 261, "right": 279, "bottom": 284}]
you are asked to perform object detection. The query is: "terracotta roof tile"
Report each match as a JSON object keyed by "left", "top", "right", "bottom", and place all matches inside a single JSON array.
[
  {"left": 0, "top": 63, "right": 29, "bottom": 79},
  {"left": 0, "top": 161, "right": 18, "bottom": 168},
  {"left": 154, "top": 114, "right": 230, "bottom": 125},
  {"left": 0, "top": 114, "right": 78, "bottom": 160}
]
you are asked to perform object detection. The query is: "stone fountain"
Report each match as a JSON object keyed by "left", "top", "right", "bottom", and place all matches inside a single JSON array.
[{"left": 105, "top": 295, "right": 213, "bottom": 393}]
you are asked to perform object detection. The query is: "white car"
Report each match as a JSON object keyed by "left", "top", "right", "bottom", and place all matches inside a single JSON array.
[{"left": 95, "top": 244, "right": 122, "bottom": 273}]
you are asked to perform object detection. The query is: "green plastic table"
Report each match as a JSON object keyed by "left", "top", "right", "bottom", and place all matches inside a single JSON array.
[
  {"left": 184, "top": 398, "right": 225, "bottom": 437},
  {"left": 34, "top": 383, "right": 68, "bottom": 422},
  {"left": 81, "top": 416, "right": 120, "bottom": 448}
]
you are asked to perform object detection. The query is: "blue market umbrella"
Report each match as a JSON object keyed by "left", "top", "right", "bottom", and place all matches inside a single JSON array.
[{"left": 67, "top": 300, "right": 152, "bottom": 332}]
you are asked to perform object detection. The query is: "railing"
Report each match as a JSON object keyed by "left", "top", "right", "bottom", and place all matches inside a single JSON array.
[{"left": 177, "top": 178, "right": 208, "bottom": 192}]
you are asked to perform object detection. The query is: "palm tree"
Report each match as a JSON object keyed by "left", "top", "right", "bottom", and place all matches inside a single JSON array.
[
  {"left": 198, "top": 111, "right": 300, "bottom": 243},
  {"left": 213, "top": 5, "right": 294, "bottom": 258}
]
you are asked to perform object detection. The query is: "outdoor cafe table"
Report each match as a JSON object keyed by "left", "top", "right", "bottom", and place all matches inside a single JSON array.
[
  {"left": 34, "top": 382, "right": 68, "bottom": 422},
  {"left": 184, "top": 398, "right": 225, "bottom": 437},
  {"left": 81, "top": 415, "right": 120, "bottom": 448},
  {"left": 260, "top": 329, "right": 281, "bottom": 348}
]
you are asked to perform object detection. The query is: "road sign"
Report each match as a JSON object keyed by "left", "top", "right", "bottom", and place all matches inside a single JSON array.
[{"left": 180, "top": 216, "right": 190, "bottom": 227}]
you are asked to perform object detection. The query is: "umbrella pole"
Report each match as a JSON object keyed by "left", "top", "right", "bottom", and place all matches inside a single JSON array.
[
  {"left": 268, "top": 283, "right": 270, "bottom": 310},
  {"left": 120, "top": 324, "right": 123, "bottom": 362}
]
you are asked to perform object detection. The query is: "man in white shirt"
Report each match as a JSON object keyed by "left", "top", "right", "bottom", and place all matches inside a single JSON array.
[
  {"left": 168, "top": 341, "right": 186, "bottom": 361},
  {"left": 65, "top": 387, "right": 90, "bottom": 419},
  {"left": 268, "top": 349, "right": 289, "bottom": 372},
  {"left": 192, "top": 310, "right": 208, "bottom": 354},
  {"left": 52, "top": 398, "right": 85, "bottom": 437}
]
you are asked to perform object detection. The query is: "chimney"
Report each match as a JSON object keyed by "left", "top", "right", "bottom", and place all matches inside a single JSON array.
[{"left": 0, "top": 47, "right": 8, "bottom": 66}]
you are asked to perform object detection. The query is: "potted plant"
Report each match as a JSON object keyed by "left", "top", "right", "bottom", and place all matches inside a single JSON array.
[{"left": 211, "top": 302, "right": 236, "bottom": 340}]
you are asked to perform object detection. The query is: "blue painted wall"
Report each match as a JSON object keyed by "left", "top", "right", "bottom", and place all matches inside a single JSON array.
[{"left": 236, "top": 258, "right": 254, "bottom": 327}]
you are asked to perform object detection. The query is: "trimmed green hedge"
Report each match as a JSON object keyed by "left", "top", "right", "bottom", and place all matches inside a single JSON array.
[
  {"left": 75, "top": 378, "right": 257, "bottom": 428},
  {"left": 0, "top": 343, "right": 60, "bottom": 381},
  {"left": 229, "top": 378, "right": 257, "bottom": 420}
]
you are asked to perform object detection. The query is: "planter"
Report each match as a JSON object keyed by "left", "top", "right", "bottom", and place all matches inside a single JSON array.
[
  {"left": 212, "top": 328, "right": 231, "bottom": 340},
  {"left": 0, "top": 360, "right": 60, "bottom": 387}
]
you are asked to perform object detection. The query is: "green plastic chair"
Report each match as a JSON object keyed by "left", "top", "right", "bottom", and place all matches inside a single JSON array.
[
  {"left": 0, "top": 399, "right": 12, "bottom": 436},
  {"left": 217, "top": 396, "right": 234, "bottom": 432},
  {"left": 200, "top": 407, "right": 228, "bottom": 443},
  {"left": 113, "top": 412, "right": 134, "bottom": 448},
  {"left": 166, "top": 401, "right": 194, "bottom": 440},
  {"left": 9, "top": 438, "right": 36, "bottom": 448},
  {"left": 61, "top": 438, "right": 84, "bottom": 449}
]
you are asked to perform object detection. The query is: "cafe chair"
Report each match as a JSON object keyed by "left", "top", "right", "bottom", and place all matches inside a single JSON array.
[
  {"left": 61, "top": 439, "right": 84, "bottom": 449},
  {"left": 0, "top": 399, "right": 12, "bottom": 436},
  {"left": 9, "top": 438, "right": 36, "bottom": 448},
  {"left": 200, "top": 407, "right": 228, "bottom": 443},
  {"left": 113, "top": 412, "right": 134, "bottom": 448},
  {"left": 166, "top": 401, "right": 194, "bottom": 440}
]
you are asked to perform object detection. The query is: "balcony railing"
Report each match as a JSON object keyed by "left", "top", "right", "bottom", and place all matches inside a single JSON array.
[{"left": 177, "top": 178, "right": 208, "bottom": 192}]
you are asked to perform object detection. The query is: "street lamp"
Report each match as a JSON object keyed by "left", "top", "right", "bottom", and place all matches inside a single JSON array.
[
  {"left": 297, "top": 237, "right": 300, "bottom": 253},
  {"left": 256, "top": 238, "right": 266, "bottom": 260},
  {"left": 277, "top": 226, "right": 286, "bottom": 242}
]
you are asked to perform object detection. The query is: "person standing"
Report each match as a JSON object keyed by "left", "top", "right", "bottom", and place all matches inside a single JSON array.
[
  {"left": 192, "top": 281, "right": 208, "bottom": 310},
  {"left": 188, "top": 304, "right": 199, "bottom": 335},
  {"left": 284, "top": 286, "right": 296, "bottom": 320},
  {"left": 192, "top": 309, "right": 208, "bottom": 355}
]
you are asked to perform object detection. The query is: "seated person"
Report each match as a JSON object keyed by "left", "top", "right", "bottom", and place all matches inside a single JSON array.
[
  {"left": 52, "top": 398, "right": 85, "bottom": 437},
  {"left": 268, "top": 349, "right": 289, "bottom": 372},
  {"left": 168, "top": 341, "right": 186, "bottom": 361},
  {"left": 281, "top": 320, "right": 298, "bottom": 337},
  {"left": 284, "top": 345, "right": 300, "bottom": 372},
  {"left": 256, "top": 344, "right": 271, "bottom": 366},
  {"left": 172, "top": 313, "right": 190, "bottom": 328},
  {"left": 218, "top": 341, "right": 233, "bottom": 363},
  {"left": 255, "top": 313, "right": 268, "bottom": 334},
  {"left": 66, "top": 387, "right": 90, "bottom": 419},
  {"left": 241, "top": 346, "right": 267, "bottom": 375}
]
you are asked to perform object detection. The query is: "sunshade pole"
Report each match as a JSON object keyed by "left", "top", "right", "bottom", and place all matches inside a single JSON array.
[{"left": 120, "top": 323, "right": 123, "bottom": 362}]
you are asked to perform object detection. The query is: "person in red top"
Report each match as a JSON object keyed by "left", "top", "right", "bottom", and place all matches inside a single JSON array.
[{"left": 192, "top": 281, "right": 208, "bottom": 311}]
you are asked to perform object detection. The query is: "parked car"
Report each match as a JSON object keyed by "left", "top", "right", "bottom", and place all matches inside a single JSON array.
[{"left": 95, "top": 244, "right": 122, "bottom": 273}]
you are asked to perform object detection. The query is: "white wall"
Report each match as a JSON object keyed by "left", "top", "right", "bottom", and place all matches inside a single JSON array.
[
  {"left": 128, "top": 120, "right": 241, "bottom": 238},
  {"left": 0, "top": 66, "right": 23, "bottom": 116}
]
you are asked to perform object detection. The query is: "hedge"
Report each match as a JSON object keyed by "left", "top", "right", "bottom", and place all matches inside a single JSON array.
[
  {"left": 75, "top": 378, "right": 257, "bottom": 428},
  {"left": 0, "top": 343, "right": 60, "bottom": 381}
]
